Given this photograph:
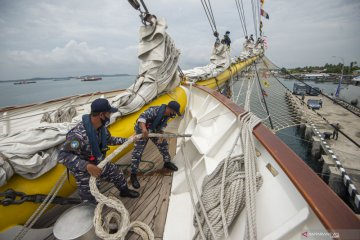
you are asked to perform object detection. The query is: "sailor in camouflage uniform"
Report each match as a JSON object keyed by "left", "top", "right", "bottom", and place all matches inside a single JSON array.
[
  {"left": 58, "top": 98, "right": 139, "bottom": 203},
  {"left": 130, "top": 101, "right": 181, "bottom": 189}
]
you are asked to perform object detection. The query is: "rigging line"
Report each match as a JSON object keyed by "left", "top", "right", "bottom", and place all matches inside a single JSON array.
[
  {"left": 200, "top": 0, "right": 218, "bottom": 34},
  {"left": 240, "top": 0, "right": 248, "bottom": 35},
  {"left": 250, "top": 0, "right": 258, "bottom": 38},
  {"left": 256, "top": 0, "right": 261, "bottom": 33},
  {"left": 255, "top": 0, "right": 259, "bottom": 37},
  {"left": 254, "top": 63, "right": 274, "bottom": 129},
  {"left": 261, "top": 58, "right": 292, "bottom": 93},
  {"left": 235, "top": 0, "right": 246, "bottom": 36},
  {"left": 200, "top": 0, "right": 216, "bottom": 33},
  {"left": 206, "top": 0, "right": 217, "bottom": 30},
  {"left": 264, "top": 57, "right": 360, "bottom": 119},
  {"left": 254, "top": 72, "right": 269, "bottom": 115},
  {"left": 178, "top": 66, "right": 186, "bottom": 81}
]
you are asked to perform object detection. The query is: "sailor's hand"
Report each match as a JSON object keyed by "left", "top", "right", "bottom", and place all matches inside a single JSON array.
[
  {"left": 142, "top": 129, "right": 149, "bottom": 139},
  {"left": 86, "top": 164, "right": 102, "bottom": 178},
  {"left": 130, "top": 133, "right": 141, "bottom": 141}
]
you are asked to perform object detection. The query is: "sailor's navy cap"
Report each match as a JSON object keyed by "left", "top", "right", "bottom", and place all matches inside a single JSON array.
[{"left": 91, "top": 98, "right": 118, "bottom": 113}]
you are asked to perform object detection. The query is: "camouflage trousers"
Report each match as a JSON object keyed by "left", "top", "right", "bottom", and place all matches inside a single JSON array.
[
  {"left": 70, "top": 162, "right": 127, "bottom": 202},
  {"left": 130, "top": 136, "right": 171, "bottom": 174}
]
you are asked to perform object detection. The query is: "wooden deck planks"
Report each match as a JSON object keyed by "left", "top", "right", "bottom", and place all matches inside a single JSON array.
[
  {"left": 102, "top": 137, "right": 177, "bottom": 239},
  {"left": 34, "top": 136, "right": 177, "bottom": 240}
]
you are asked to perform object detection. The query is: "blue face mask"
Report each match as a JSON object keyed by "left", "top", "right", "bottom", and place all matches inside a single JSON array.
[{"left": 101, "top": 116, "right": 110, "bottom": 126}]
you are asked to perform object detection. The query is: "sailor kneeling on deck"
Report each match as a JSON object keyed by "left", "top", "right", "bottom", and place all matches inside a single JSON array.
[
  {"left": 58, "top": 98, "right": 139, "bottom": 203},
  {"left": 130, "top": 101, "right": 181, "bottom": 189}
]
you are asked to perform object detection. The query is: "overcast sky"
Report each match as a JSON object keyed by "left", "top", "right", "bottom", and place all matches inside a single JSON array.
[{"left": 0, "top": 0, "right": 359, "bottom": 80}]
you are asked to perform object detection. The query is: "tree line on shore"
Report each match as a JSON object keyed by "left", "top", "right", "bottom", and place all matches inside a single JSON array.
[{"left": 283, "top": 62, "right": 359, "bottom": 75}]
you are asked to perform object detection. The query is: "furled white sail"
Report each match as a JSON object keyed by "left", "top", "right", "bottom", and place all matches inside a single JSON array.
[
  {"left": 183, "top": 43, "right": 231, "bottom": 82},
  {"left": 0, "top": 123, "right": 76, "bottom": 185},
  {"left": 111, "top": 17, "right": 180, "bottom": 117}
]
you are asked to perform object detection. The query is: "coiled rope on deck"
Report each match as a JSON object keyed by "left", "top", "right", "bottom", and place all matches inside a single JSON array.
[
  {"left": 192, "top": 112, "right": 263, "bottom": 240},
  {"left": 89, "top": 133, "right": 191, "bottom": 240}
]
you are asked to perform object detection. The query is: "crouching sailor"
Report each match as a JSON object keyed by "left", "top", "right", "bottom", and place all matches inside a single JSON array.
[
  {"left": 130, "top": 101, "right": 181, "bottom": 189},
  {"left": 58, "top": 98, "right": 139, "bottom": 203}
]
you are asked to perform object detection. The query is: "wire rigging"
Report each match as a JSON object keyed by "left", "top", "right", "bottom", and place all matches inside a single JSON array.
[
  {"left": 250, "top": 0, "right": 258, "bottom": 38},
  {"left": 200, "top": 0, "right": 219, "bottom": 37},
  {"left": 240, "top": 0, "right": 248, "bottom": 35},
  {"left": 231, "top": 57, "right": 326, "bottom": 132},
  {"left": 235, "top": 0, "right": 248, "bottom": 36}
]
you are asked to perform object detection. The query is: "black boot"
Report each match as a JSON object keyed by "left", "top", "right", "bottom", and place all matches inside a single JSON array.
[
  {"left": 131, "top": 174, "right": 140, "bottom": 189},
  {"left": 164, "top": 162, "right": 178, "bottom": 171},
  {"left": 119, "top": 187, "right": 140, "bottom": 198}
]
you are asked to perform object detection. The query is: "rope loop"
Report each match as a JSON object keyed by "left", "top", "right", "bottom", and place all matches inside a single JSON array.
[{"left": 89, "top": 133, "right": 191, "bottom": 240}]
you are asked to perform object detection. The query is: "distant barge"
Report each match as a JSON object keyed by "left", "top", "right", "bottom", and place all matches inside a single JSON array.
[
  {"left": 13, "top": 81, "right": 36, "bottom": 85},
  {"left": 81, "top": 77, "right": 102, "bottom": 81}
]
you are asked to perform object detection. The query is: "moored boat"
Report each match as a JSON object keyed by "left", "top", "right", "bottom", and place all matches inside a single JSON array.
[
  {"left": 81, "top": 76, "right": 102, "bottom": 81},
  {"left": 13, "top": 81, "right": 37, "bottom": 85}
]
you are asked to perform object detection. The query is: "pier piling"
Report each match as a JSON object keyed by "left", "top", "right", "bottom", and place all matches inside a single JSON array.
[
  {"left": 311, "top": 136, "right": 322, "bottom": 159},
  {"left": 328, "top": 166, "right": 347, "bottom": 198}
]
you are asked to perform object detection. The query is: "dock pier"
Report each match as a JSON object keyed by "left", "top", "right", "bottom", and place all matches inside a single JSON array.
[{"left": 287, "top": 93, "right": 360, "bottom": 213}]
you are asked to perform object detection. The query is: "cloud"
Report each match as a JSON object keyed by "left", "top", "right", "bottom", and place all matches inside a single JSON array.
[
  {"left": 9, "top": 40, "right": 104, "bottom": 65},
  {"left": 0, "top": 0, "right": 359, "bottom": 80},
  {"left": 0, "top": 40, "right": 138, "bottom": 79}
]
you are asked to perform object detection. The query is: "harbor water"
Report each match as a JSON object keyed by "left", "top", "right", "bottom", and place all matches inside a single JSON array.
[
  {"left": 0, "top": 76, "right": 357, "bottom": 210},
  {"left": 0, "top": 76, "right": 136, "bottom": 108}
]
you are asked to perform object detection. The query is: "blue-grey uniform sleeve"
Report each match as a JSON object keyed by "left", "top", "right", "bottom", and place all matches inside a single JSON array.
[
  {"left": 137, "top": 107, "right": 157, "bottom": 125},
  {"left": 106, "top": 128, "right": 127, "bottom": 145},
  {"left": 58, "top": 131, "right": 89, "bottom": 172}
]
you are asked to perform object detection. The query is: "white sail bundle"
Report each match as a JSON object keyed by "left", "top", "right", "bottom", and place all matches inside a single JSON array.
[
  {"left": 0, "top": 17, "right": 180, "bottom": 186},
  {"left": 0, "top": 123, "right": 76, "bottom": 186},
  {"left": 183, "top": 43, "right": 231, "bottom": 82},
  {"left": 111, "top": 17, "right": 180, "bottom": 117}
]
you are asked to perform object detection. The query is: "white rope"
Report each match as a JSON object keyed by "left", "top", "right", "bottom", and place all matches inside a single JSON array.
[
  {"left": 14, "top": 170, "right": 67, "bottom": 240},
  {"left": 219, "top": 131, "right": 242, "bottom": 239},
  {"left": 89, "top": 133, "right": 191, "bottom": 240},
  {"left": 181, "top": 144, "right": 211, "bottom": 240},
  {"left": 180, "top": 85, "right": 216, "bottom": 240},
  {"left": 192, "top": 112, "right": 263, "bottom": 240},
  {"left": 239, "top": 112, "right": 261, "bottom": 240},
  {"left": 192, "top": 72, "right": 263, "bottom": 239}
]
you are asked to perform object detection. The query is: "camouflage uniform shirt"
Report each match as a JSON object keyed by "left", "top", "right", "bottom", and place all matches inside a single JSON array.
[
  {"left": 135, "top": 106, "right": 167, "bottom": 133},
  {"left": 131, "top": 106, "right": 171, "bottom": 174},
  {"left": 58, "top": 121, "right": 128, "bottom": 202},
  {"left": 59, "top": 122, "right": 127, "bottom": 171}
]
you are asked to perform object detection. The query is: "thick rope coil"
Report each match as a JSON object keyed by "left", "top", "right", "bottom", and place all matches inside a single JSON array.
[
  {"left": 238, "top": 111, "right": 262, "bottom": 240},
  {"left": 193, "top": 155, "right": 263, "bottom": 240},
  {"left": 192, "top": 109, "right": 262, "bottom": 240},
  {"left": 89, "top": 133, "right": 191, "bottom": 240}
]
